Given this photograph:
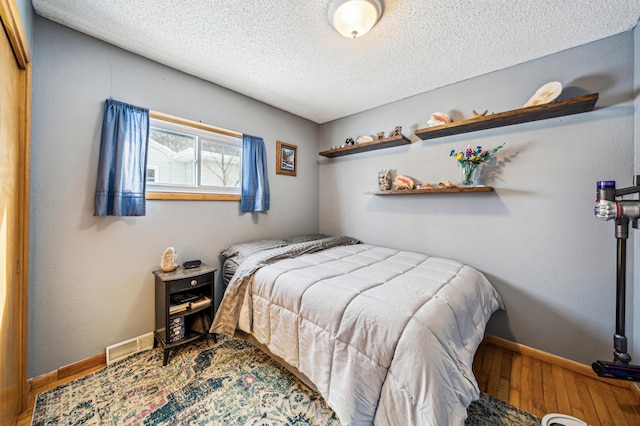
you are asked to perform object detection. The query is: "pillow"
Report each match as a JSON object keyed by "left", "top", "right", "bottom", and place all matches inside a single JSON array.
[
  {"left": 282, "top": 234, "right": 328, "bottom": 244},
  {"left": 220, "top": 239, "right": 286, "bottom": 260},
  {"left": 220, "top": 234, "right": 332, "bottom": 264}
]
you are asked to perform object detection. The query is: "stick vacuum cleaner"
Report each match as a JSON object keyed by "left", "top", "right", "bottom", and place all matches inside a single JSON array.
[{"left": 592, "top": 179, "right": 640, "bottom": 381}]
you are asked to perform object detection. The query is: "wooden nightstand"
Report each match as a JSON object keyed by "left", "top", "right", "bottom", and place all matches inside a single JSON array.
[{"left": 153, "top": 264, "right": 217, "bottom": 365}]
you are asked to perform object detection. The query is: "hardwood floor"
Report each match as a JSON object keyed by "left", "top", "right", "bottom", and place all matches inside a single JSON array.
[
  {"left": 473, "top": 336, "right": 640, "bottom": 425},
  {"left": 18, "top": 335, "right": 640, "bottom": 425}
]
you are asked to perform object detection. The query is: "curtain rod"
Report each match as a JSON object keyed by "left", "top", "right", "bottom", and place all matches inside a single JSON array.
[{"left": 150, "top": 110, "right": 242, "bottom": 139}]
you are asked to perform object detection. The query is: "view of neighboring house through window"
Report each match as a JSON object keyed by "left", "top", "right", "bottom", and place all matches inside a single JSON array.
[{"left": 147, "top": 116, "right": 242, "bottom": 197}]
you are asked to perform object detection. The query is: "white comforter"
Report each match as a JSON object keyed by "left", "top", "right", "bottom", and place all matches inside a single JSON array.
[{"left": 214, "top": 243, "right": 503, "bottom": 425}]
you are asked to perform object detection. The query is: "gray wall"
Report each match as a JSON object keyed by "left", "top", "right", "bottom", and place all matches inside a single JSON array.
[
  {"left": 29, "top": 16, "right": 319, "bottom": 377},
  {"left": 319, "top": 33, "right": 636, "bottom": 365}
]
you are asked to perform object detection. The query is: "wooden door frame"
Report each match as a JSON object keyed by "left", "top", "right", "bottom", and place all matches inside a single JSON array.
[{"left": 0, "top": 0, "right": 31, "bottom": 415}]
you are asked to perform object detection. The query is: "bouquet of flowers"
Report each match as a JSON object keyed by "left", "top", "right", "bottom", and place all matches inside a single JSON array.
[{"left": 450, "top": 143, "right": 505, "bottom": 185}]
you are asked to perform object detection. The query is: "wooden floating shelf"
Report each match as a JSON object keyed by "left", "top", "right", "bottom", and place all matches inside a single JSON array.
[
  {"left": 319, "top": 134, "right": 412, "bottom": 158},
  {"left": 367, "top": 186, "right": 494, "bottom": 195},
  {"left": 414, "top": 93, "right": 599, "bottom": 141}
]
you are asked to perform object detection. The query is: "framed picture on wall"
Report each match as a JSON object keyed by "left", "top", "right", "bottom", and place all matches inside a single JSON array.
[{"left": 276, "top": 141, "right": 297, "bottom": 176}]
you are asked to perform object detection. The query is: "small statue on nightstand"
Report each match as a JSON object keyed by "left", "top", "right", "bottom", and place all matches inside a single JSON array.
[{"left": 161, "top": 247, "right": 177, "bottom": 272}]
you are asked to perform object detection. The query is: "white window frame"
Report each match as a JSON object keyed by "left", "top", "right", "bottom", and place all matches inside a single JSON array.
[{"left": 146, "top": 111, "right": 242, "bottom": 201}]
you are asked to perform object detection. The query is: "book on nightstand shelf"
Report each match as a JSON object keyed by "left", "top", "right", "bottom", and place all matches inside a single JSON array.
[
  {"left": 169, "top": 302, "right": 190, "bottom": 314},
  {"left": 169, "top": 296, "right": 211, "bottom": 314},
  {"left": 189, "top": 296, "right": 211, "bottom": 310},
  {"left": 171, "top": 293, "right": 200, "bottom": 304}
]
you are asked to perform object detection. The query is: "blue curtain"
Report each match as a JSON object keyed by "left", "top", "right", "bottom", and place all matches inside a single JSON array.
[
  {"left": 241, "top": 134, "right": 270, "bottom": 212},
  {"left": 94, "top": 99, "right": 150, "bottom": 216}
]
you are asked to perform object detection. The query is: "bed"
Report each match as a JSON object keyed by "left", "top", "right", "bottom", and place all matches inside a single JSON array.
[{"left": 211, "top": 235, "right": 503, "bottom": 425}]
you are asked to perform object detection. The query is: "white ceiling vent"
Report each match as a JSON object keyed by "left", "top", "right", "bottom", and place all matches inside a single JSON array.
[{"left": 106, "top": 332, "right": 155, "bottom": 364}]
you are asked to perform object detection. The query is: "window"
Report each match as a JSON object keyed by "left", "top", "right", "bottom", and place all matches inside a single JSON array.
[
  {"left": 146, "top": 112, "right": 242, "bottom": 201},
  {"left": 146, "top": 166, "right": 158, "bottom": 183}
]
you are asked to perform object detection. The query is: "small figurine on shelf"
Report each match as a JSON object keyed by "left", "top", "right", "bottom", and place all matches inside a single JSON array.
[
  {"left": 378, "top": 169, "right": 392, "bottom": 191},
  {"left": 389, "top": 126, "right": 402, "bottom": 137},
  {"left": 345, "top": 137, "right": 355, "bottom": 146},
  {"left": 377, "top": 131, "right": 385, "bottom": 140},
  {"left": 472, "top": 109, "right": 488, "bottom": 118}
]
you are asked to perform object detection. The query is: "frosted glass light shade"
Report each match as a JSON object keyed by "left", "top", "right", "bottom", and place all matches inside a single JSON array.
[{"left": 329, "top": 0, "right": 383, "bottom": 39}]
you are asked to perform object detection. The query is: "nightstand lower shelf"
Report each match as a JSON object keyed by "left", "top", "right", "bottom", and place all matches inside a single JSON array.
[{"left": 154, "top": 328, "right": 210, "bottom": 365}]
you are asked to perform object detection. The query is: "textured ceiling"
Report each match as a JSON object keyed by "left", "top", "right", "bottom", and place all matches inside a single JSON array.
[{"left": 32, "top": 0, "right": 640, "bottom": 124}]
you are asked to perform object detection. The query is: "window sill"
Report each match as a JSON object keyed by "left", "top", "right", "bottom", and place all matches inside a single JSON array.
[{"left": 146, "top": 192, "right": 240, "bottom": 201}]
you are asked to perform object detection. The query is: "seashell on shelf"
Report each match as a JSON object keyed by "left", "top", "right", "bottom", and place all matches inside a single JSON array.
[
  {"left": 357, "top": 135, "right": 374, "bottom": 144},
  {"left": 524, "top": 81, "right": 562, "bottom": 107},
  {"left": 394, "top": 175, "right": 414, "bottom": 190},
  {"left": 438, "top": 181, "right": 456, "bottom": 188},
  {"left": 427, "top": 112, "right": 451, "bottom": 127}
]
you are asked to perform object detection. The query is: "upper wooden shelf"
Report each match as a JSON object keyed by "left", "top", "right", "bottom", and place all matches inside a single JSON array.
[
  {"left": 319, "top": 134, "right": 412, "bottom": 158},
  {"left": 367, "top": 186, "right": 494, "bottom": 195},
  {"left": 414, "top": 93, "right": 599, "bottom": 141}
]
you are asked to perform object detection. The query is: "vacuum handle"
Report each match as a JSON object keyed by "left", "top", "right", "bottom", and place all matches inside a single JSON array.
[{"left": 597, "top": 180, "right": 616, "bottom": 202}]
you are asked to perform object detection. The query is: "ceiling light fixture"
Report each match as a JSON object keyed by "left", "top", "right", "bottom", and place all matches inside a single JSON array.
[{"left": 329, "top": 0, "right": 383, "bottom": 39}]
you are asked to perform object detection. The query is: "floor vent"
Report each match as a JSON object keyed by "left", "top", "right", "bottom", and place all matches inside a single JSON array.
[{"left": 106, "top": 332, "right": 155, "bottom": 364}]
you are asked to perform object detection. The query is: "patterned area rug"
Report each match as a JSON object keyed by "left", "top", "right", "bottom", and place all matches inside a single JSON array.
[{"left": 32, "top": 336, "right": 540, "bottom": 425}]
